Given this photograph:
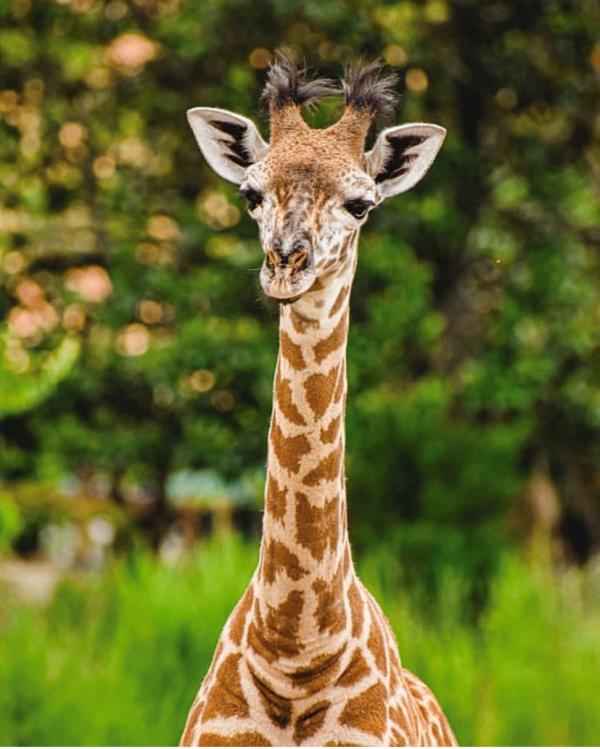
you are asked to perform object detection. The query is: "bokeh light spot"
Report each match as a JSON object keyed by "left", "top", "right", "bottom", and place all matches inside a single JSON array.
[
  {"left": 65, "top": 265, "right": 113, "bottom": 303},
  {"left": 249, "top": 48, "right": 272, "bottom": 70},
  {"left": 3, "top": 251, "right": 26, "bottom": 274},
  {"left": 138, "top": 299, "right": 163, "bottom": 324},
  {"left": 405, "top": 68, "right": 429, "bottom": 93},
  {"left": 58, "top": 122, "right": 86, "bottom": 149},
  {"left": 384, "top": 44, "right": 408, "bottom": 67},
  {"left": 147, "top": 214, "right": 180, "bottom": 241},
  {"left": 15, "top": 278, "right": 43, "bottom": 307},
  {"left": 188, "top": 369, "right": 216, "bottom": 393},
  {"left": 196, "top": 191, "right": 240, "bottom": 229},
  {"left": 117, "top": 323, "right": 150, "bottom": 356},
  {"left": 106, "top": 33, "right": 158, "bottom": 74},
  {"left": 93, "top": 155, "right": 116, "bottom": 179}
]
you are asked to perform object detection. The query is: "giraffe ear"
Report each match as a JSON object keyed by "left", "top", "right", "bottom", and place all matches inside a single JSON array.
[
  {"left": 366, "top": 123, "right": 446, "bottom": 200},
  {"left": 187, "top": 107, "right": 269, "bottom": 184}
]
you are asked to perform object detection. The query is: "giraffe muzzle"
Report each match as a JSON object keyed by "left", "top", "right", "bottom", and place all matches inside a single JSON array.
[
  {"left": 260, "top": 242, "right": 316, "bottom": 301},
  {"left": 266, "top": 240, "right": 313, "bottom": 272}
]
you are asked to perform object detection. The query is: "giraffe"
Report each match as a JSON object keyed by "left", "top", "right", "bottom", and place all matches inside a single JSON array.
[{"left": 181, "top": 54, "right": 456, "bottom": 747}]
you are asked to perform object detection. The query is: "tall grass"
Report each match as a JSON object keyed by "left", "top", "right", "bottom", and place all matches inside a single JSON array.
[
  {"left": 0, "top": 538, "right": 255, "bottom": 746},
  {"left": 364, "top": 548, "right": 600, "bottom": 746},
  {"left": 0, "top": 537, "right": 599, "bottom": 746}
]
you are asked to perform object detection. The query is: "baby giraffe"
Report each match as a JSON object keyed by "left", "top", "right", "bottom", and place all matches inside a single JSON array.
[{"left": 181, "top": 54, "right": 456, "bottom": 747}]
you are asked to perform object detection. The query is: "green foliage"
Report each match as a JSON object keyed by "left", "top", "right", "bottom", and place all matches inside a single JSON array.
[
  {"left": 1, "top": 539, "right": 599, "bottom": 746},
  {"left": 0, "top": 334, "right": 80, "bottom": 418},
  {"left": 372, "top": 551, "right": 600, "bottom": 746},
  {"left": 0, "top": 537, "right": 256, "bottom": 746},
  {"left": 0, "top": 492, "right": 23, "bottom": 551}
]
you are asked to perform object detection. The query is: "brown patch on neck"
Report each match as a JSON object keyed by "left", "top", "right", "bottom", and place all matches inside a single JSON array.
[
  {"left": 304, "top": 363, "right": 342, "bottom": 420},
  {"left": 320, "top": 414, "right": 341, "bottom": 444},
  {"left": 389, "top": 703, "right": 412, "bottom": 739},
  {"left": 339, "top": 681, "right": 387, "bottom": 738},
  {"left": 280, "top": 330, "right": 306, "bottom": 370},
  {"left": 313, "top": 311, "right": 348, "bottom": 364},
  {"left": 336, "top": 647, "right": 371, "bottom": 688},
  {"left": 198, "top": 732, "right": 272, "bottom": 746},
  {"left": 329, "top": 284, "right": 350, "bottom": 318},
  {"left": 343, "top": 543, "right": 352, "bottom": 574},
  {"left": 348, "top": 578, "right": 364, "bottom": 638},
  {"left": 312, "top": 566, "right": 347, "bottom": 634},
  {"left": 275, "top": 368, "right": 307, "bottom": 427},
  {"left": 250, "top": 671, "right": 292, "bottom": 729},
  {"left": 270, "top": 415, "right": 311, "bottom": 474},
  {"left": 290, "top": 643, "right": 347, "bottom": 692},
  {"left": 248, "top": 591, "right": 305, "bottom": 662},
  {"left": 261, "top": 539, "right": 307, "bottom": 584},
  {"left": 302, "top": 445, "right": 343, "bottom": 486},
  {"left": 291, "top": 310, "right": 311, "bottom": 335},
  {"left": 201, "top": 653, "right": 249, "bottom": 721},
  {"left": 265, "top": 473, "right": 287, "bottom": 522},
  {"left": 293, "top": 700, "right": 331, "bottom": 743},
  {"left": 295, "top": 491, "right": 339, "bottom": 561},
  {"left": 367, "top": 612, "right": 388, "bottom": 676}
]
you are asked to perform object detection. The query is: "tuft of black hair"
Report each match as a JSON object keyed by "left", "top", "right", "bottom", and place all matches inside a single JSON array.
[
  {"left": 342, "top": 58, "right": 399, "bottom": 121},
  {"left": 261, "top": 49, "right": 338, "bottom": 110}
]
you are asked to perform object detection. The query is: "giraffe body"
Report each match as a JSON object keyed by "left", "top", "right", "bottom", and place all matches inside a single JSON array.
[
  {"left": 182, "top": 581, "right": 454, "bottom": 746},
  {"left": 182, "top": 55, "right": 456, "bottom": 747}
]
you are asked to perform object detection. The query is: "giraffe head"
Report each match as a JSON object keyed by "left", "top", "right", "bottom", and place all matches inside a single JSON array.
[{"left": 188, "top": 53, "right": 445, "bottom": 302}]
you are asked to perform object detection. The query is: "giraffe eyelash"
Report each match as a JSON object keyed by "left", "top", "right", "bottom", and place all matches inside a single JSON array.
[{"left": 344, "top": 199, "right": 375, "bottom": 219}]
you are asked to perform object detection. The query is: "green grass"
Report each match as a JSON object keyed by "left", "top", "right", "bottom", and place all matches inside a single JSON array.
[{"left": 0, "top": 537, "right": 599, "bottom": 746}]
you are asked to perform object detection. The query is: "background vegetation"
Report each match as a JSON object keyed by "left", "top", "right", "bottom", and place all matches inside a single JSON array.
[{"left": 1, "top": 0, "right": 599, "bottom": 745}]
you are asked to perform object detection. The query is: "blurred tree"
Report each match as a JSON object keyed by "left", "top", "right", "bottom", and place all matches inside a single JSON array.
[{"left": 0, "top": 0, "right": 599, "bottom": 576}]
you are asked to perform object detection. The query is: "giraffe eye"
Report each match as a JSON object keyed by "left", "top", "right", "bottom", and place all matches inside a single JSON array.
[
  {"left": 344, "top": 199, "right": 375, "bottom": 219},
  {"left": 239, "top": 188, "right": 263, "bottom": 211}
]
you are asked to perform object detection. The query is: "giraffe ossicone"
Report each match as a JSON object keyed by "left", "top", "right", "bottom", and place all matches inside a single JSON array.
[{"left": 181, "top": 52, "right": 456, "bottom": 747}]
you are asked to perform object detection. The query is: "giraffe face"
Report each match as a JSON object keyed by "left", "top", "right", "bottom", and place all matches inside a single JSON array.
[
  {"left": 187, "top": 57, "right": 445, "bottom": 303},
  {"left": 240, "top": 142, "right": 376, "bottom": 301}
]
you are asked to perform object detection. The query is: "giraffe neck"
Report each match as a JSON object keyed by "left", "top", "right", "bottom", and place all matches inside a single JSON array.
[{"left": 248, "top": 242, "right": 359, "bottom": 688}]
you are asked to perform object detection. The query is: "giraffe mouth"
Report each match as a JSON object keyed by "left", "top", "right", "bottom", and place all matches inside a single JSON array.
[{"left": 259, "top": 262, "right": 316, "bottom": 302}]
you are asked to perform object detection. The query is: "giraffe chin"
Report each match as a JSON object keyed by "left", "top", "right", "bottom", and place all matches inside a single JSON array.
[{"left": 260, "top": 267, "right": 316, "bottom": 303}]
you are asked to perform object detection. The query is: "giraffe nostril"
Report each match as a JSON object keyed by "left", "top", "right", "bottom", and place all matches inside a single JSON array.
[
  {"left": 288, "top": 247, "right": 310, "bottom": 273},
  {"left": 266, "top": 241, "right": 312, "bottom": 274},
  {"left": 266, "top": 249, "right": 280, "bottom": 270}
]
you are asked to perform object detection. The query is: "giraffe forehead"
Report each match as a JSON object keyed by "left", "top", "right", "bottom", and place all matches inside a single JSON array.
[
  {"left": 269, "top": 173, "right": 336, "bottom": 209},
  {"left": 263, "top": 132, "right": 363, "bottom": 201},
  {"left": 262, "top": 164, "right": 371, "bottom": 211}
]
